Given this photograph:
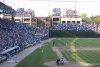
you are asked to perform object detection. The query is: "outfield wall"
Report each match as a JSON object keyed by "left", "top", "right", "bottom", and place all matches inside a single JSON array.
[{"left": 49, "top": 30, "right": 100, "bottom": 38}]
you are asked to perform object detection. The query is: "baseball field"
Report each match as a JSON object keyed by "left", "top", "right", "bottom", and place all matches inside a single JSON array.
[{"left": 15, "top": 38, "right": 100, "bottom": 67}]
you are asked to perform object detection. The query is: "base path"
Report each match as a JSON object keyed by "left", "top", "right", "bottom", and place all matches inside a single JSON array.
[
  {"left": 52, "top": 47, "right": 67, "bottom": 63},
  {"left": 44, "top": 47, "right": 83, "bottom": 67},
  {"left": 69, "top": 38, "right": 92, "bottom": 67},
  {"left": 76, "top": 47, "right": 100, "bottom": 51},
  {"left": 44, "top": 61, "right": 83, "bottom": 67}
]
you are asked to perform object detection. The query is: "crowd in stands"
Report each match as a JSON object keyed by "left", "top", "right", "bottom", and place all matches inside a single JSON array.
[
  {"left": 1, "top": 18, "right": 100, "bottom": 63},
  {"left": 51, "top": 22, "right": 100, "bottom": 32},
  {"left": 0, "top": 2, "right": 15, "bottom": 14},
  {"left": 0, "top": 19, "right": 49, "bottom": 63}
]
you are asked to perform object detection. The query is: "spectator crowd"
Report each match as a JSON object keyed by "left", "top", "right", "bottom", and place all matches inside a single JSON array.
[
  {"left": 51, "top": 22, "right": 100, "bottom": 32},
  {"left": 0, "top": 19, "right": 49, "bottom": 63},
  {"left": 1, "top": 18, "right": 100, "bottom": 63}
]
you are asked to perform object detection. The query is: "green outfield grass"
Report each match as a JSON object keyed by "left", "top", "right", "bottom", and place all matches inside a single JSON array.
[
  {"left": 51, "top": 38, "right": 74, "bottom": 46},
  {"left": 51, "top": 38, "right": 100, "bottom": 47},
  {"left": 15, "top": 38, "right": 100, "bottom": 67},
  {"left": 77, "top": 51, "right": 100, "bottom": 63},
  {"left": 75, "top": 38, "right": 100, "bottom": 46},
  {"left": 62, "top": 51, "right": 74, "bottom": 61},
  {"left": 87, "top": 65, "right": 100, "bottom": 67},
  {"left": 63, "top": 51, "right": 100, "bottom": 63},
  {"left": 15, "top": 44, "right": 58, "bottom": 67}
]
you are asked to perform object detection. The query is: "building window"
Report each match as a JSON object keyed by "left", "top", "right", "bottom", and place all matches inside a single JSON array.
[
  {"left": 72, "top": 21, "right": 75, "bottom": 23},
  {"left": 15, "top": 19, "right": 21, "bottom": 22},
  {"left": 67, "top": 21, "right": 71, "bottom": 23},
  {"left": 53, "top": 18, "right": 59, "bottom": 21},
  {"left": 62, "top": 21, "right": 66, "bottom": 23},
  {"left": 24, "top": 18, "right": 30, "bottom": 22},
  {"left": 77, "top": 21, "right": 80, "bottom": 23}
]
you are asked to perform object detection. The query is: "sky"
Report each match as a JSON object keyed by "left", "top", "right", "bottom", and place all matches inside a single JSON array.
[{"left": 0, "top": 0, "right": 100, "bottom": 17}]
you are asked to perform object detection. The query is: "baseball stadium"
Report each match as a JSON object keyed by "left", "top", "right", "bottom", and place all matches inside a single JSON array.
[{"left": 0, "top": 0, "right": 100, "bottom": 67}]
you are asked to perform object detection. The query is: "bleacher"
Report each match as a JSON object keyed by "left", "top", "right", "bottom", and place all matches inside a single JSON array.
[
  {"left": 0, "top": 1, "right": 66, "bottom": 64},
  {"left": 50, "top": 22, "right": 100, "bottom": 37}
]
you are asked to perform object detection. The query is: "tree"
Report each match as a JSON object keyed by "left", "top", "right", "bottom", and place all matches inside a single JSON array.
[
  {"left": 94, "top": 16, "right": 100, "bottom": 24},
  {"left": 81, "top": 13, "right": 89, "bottom": 22},
  {"left": 90, "top": 15, "right": 100, "bottom": 24},
  {"left": 90, "top": 15, "right": 95, "bottom": 23}
]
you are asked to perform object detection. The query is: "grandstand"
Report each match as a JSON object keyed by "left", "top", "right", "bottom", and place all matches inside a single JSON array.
[
  {"left": 0, "top": 2, "right": 49, "bottom": 63},
  {"left": 0, "top": 2, "right": 15, "bottom": 20},
  {"left": 0, "top": 18, "right": 49, "bottom": 63}
]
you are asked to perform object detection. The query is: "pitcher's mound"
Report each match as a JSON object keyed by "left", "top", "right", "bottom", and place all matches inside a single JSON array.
[{"left": 44, "top": 61, "right": 83, "bottom": 67}]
